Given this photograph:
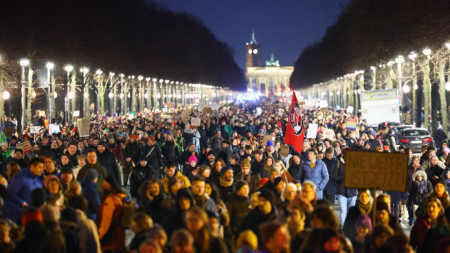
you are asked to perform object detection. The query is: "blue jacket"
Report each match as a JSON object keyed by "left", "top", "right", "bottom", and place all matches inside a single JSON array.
[
  {"left": 7, "top": 168, "right": 43, "bottom": 207},
  {"left": 300, "top": 159, "right": 329, "bottom": 191},
  {"left": 81, "top": 179, "right": 101, "bottom": 220}
]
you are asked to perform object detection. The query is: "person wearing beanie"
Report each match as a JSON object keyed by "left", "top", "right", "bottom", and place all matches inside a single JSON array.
[
  {"left": 81, "top": 169, "right": 101, "bottom": 220},
  {"left": 235, "top": 157, "right": 261, "bottom": 194},
  {"left": 97, "top": 140, "right": 122, "bottom": 186},
  {"left": 185, "top": 153, "right": 199, "bottom": 181},
  {"left": 227, "top": 180, "right": 251, "bottom": 237},
  {"left": 178, "top": 143, "right": 198, "bottom": 175},
  {"left": 264, "top": 140, "right": 282, "bottom": 162},
  {"left": 76, "top": 149, "right": 107, "bottom": 195},
  {"left": 217, "top": 166, "right": 234, "bottom": 203},
  {"left": 288, "top": 152, "right": 303, "bottom": 181},
  {"left": 217, "top": 139, "right": 233, "bottom": 166},
  {"left": 239, "top": 188, "right": 279, "bottom": 238},
  {"left": 375, "top": 201, "right": 402, "bottom": 234},
  {"left": 259, "top": 221, "right": 289, "bottom": 253}
]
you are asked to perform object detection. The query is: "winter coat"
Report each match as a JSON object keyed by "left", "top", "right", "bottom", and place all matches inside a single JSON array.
[
  {"left": 335, "top": 160, "right": 357, "bottom": 197},
  {"left": 97, "top": 150, "right": 122, "bottom": 186},
  {"left": 227, "top": 195, "right": 251, "bottom": 236},
  {"left": 239, "top": 206, "right": 279, "bottom": 239},
  {"left": 97, "top": 191, "right": 126, "bottom": 251},
  {"left": 162, "top": 141, "right": 177, "bottom": 163},
  {"left": 160, "top": 170, "right": 191, "bottom": 193},
  {"left": 322, "top": 157, "right": 339, "bottom": 196},
  {"left": 300, "top": 159, "right": 329, "bottom": 191},
  {"left": 210, "top": 137, "right": 224, "bottom": 155},
  {"left": 7, "top": 167, "right": 42, "bottom": 207},
  {"left": 141, "top": 144, "right": 164, "bottom": 177},
  {"left": 140, "top": 193, "right": 171, "bottom": 223},
  {"left": 81, "top": 179, "right": 101, "bottom": 220},
  {"left": 77, "top": 163, "right": 107, "bottom": 194},
  {"left": 410, "top": 217, "right": 432, "bottom": 250},
  {"left": 426, "top": 164, "right": 445, "bottom": 187},
  {"left": 288, "top": 162, "right": 303, "bottom": 181},
  {"left": 407, "top": 170, "right": 433, "bottom": 206},
  {"left": 123, "top": 141, "right": 141, "bottom": 164},
  {"left": 217, "top": 146, "right": 232, "bottom": 165},
  {"left": 130, "top": 164, "right": 154, "bottom": 198},
  {"left": 107, "top": 143, "right": 122, "bottom": 162},
  {"left": 76, "top": 209, "right": 101, "bottom": 253}
]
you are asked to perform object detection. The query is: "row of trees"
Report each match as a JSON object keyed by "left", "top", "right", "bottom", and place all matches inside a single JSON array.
[{"left": 0, "top": 0, "right": 245, "bottom": 90}]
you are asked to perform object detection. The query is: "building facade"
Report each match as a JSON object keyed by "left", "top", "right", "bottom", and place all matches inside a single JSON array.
[{"left": 245, "top": 32, "right": 294, "bottom": 97}]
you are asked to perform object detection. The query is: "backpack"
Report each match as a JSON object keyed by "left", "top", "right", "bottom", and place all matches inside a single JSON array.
[{"left": 120, "top": 196, "right": 138, "bottom": 229}]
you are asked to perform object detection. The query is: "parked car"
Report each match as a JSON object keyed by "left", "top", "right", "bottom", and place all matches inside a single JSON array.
[
  {"left": 396, "top": 125, "right": 413, "bottom": 136},
  {"left": 399, "top": 128, "right": 435, "bottom": 153}
]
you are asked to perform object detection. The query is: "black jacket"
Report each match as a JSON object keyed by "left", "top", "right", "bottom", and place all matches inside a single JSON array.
[
  {"left": 141, "top": 144, "right": 163, "bottom": 178},
  {"left": 97, "top": 150, "right": 122, "bottom": 186},
  {"left": 123, "top": 141, "right": 141, "bottom": 164},
  {"left": 162, "top": 141, "right": 177, "bottom": 163},
  {"left": 227, "top": 195, "right": 251, "bottom": 236}
]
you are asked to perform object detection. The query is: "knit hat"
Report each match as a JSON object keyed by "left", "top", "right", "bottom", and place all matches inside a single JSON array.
[
  {"left": 234, "top": 180, "right": 249, "bottom": 193},
  {"left": 98, "top": 141, "right": 106, "bottom": 147},
  {"left": 259, "top": 221, "right": 284, "bottom": 246},
  {"left": 376, "top": 201, "right": 390, "bottom": 213},
  {"left": 369, "top": 131, "right": 377, "bottom": 137},
  {"left": 61, "top": 207, "right": 78, "bottom": 223},
  {"left": 85, "top": 169, "right": 99, "bottom": 181},
  {"left": 163, "top": 129, "right": 169, "bottom": 135},
  {"left": 22, "top": 210, "right": 43, "bottom": 227},
  {"left": 266, "top": 140, "right": 274, "bottom": 147},
  {"left": 220, "top": 166, "right": 233, "bottom": 177},
  {"left": 188, "top": 154, "right": 198, "bottom": 164},
  {"left": 258, "top": 188, "right": 275, "bottom": 203},
  {"left": 41, "top": 203, "right": 60, "bottom": 223},
  {"left": 60, "top": 165, "right": 73, "bottom": 174},
  {"left": 43, "top": 175, "right": 59, "bottom": 189},
  {"left": 273, "top": 177, "right": 285, "bottom": 187},
  {"left": 30, "top": 188, "right": 47, "bottom": 208},
  {"left": 240, "top": 158, "right": 251, "bottom": 170}
]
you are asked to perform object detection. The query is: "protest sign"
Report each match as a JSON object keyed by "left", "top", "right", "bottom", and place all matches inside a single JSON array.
[
  {"left": 323, "top": 129, "right": 335, "bottom": 140},
  {"left": 280, "top": 145, "right": 290, "bottom": 157},
  {"left": 30, "top": 126, "right": 41, "bottom": 134},
  {"left": 347, "top": 106, "right": 354, "bottom": 114},
  {"left": 211, "top": 104, "right": 219, "bottom": 111},
  {"left": 77, "top": 118, "right": 90, "bottom": 136},
  {"left": 73, "top": 111, "right": 80, "bottom": 117},
  {"left": 306, "top": 124, "right": 318, "bottom": 139},
  {"left": 191, "top": 117, "right": 201, "bottom": 126},
  {"left": 16, "top": 141, "right": 32, "bottom": 151},
  {"left": 262, "top": 135, "right": 276, "bottom": 147},
  {"left": 346, "top": 118, "right": 358, "bottom": 130},
  {"left": 344, "top": 150, "right": 408, "bottom": 192},
  {"left": 49, "top": 124, "right": 60, "bottom": 134},
  {"left": 256, "top": 107, "right": 262, "bottom": 115},
  {"left": 128, "top": 112, "right": 136, "bottom": 120}
]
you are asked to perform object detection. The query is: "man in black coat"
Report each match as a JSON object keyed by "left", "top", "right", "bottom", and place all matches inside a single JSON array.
[
  {"left": 97, "top": 141, "right": 122, "bottom": 186},
  {"left": 141, "top": 136, "right": 164, "bottom": 179},
  {"left": 217, "top": 140, "right": 232, "bottom": 165},
  {"left": 123, "top": 135, "right": 141, "bottom": 164},
  {"left": 322, "top": 148, "right": 339, "bottom": 207}
]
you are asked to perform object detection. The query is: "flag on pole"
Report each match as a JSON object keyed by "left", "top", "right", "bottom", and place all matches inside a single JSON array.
[{"left": 284, "top": 85, "right": 304, "bottom": 153}]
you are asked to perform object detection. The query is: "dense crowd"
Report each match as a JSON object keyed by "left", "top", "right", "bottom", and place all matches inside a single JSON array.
[{"left": 0, "top": 101, "right": 449, "bottom": 253}]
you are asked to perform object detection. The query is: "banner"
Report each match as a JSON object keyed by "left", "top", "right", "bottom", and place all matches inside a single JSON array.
[
  {"left": 284, "top": 85, "right": 304, "bottom": 153},
  {"left": 346, "top": 118, "right": 357, "bottom": 130}
]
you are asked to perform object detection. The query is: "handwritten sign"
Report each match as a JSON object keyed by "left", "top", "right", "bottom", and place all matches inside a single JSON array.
[
  {"left": 73, "top": 111, "right": 80, "bottom": 117},
  {"left": 191, "top": 117, "right": 201, "bottom": 126},
  {"left": 16, "top": 141, "right": 32, "bottom": 151},
  {"left": 77, "top": 118, "right": 90, "bottom": 136},
  {"left": 306, "top": 124, "right": 318, "bottom": 139},
  {"left": 49, "top": 124, "right": 60, "bottom": 134},
  {"left": 30, "top": 126, "right": 41, "bottom": 134},
  {"left": 323, "top": 129, "right": 335, "bottom": 140},
  {"left": 262, "top": 135, "right": 275, "bottom": 147},
  {"left": 280, "top": 145, "right": 290, "bottom": 157},
  {"left": 344, "top": 150, "right": 408, "bottom": 192}
]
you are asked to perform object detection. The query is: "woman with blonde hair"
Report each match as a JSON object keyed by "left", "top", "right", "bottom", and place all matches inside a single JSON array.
[
  {"left": 129, "top": 212, "right": 154, "bottom": 253},
  {"left": 343, "top": 189, "right": 373, "bottom": 239}
]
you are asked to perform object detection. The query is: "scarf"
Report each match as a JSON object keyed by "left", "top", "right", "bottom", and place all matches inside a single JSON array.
[
  {"left": 357, "top": 200, "right": 372, "bottom": 215},
  {"left": 417, "top": 180, "right": 427, "bottom": 195},
  {"left": 220, "top": 177, "right": 234, "bottom": 187}
]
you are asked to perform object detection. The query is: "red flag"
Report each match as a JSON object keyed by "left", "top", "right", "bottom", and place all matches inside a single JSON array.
[{"left": 284, "top": 85, "right": 304, "bottom": 153}]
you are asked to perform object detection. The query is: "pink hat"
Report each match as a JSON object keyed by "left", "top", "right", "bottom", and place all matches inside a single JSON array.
[{"left": 188, "top": 154, "right": 198, "bottom": 164}]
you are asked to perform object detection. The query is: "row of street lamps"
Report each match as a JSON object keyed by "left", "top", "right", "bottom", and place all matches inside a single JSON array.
[{"left": 14, "top": 58, "right": 233, "bottom": 128}]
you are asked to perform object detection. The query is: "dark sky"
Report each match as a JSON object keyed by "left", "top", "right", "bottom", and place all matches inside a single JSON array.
[{"left": 154, "top": 0, "right": 349, "bottom": 70}]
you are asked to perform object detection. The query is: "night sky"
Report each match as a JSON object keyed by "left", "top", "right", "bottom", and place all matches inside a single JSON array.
[{"left": 154, "top": 0, "right": 349, "bottom": 70}]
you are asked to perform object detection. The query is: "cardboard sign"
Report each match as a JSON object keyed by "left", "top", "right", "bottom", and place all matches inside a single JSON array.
[
  {"left": 344, "top": 150, "right": 408, "bottom": 192},
  {"left": 280, "top": 145, "right": 290, "bottom": 157},
  {"left": 262, "top": 135, "right": 276, "bottom": 147},
  {"left": 306, "top": 124, "right": 318, "bottom": 139},
  {"left": 202, "top": 106, "right": 213, "bottom": 115},
  {"left": 346, "top": 118, "right": 357, "bottom": 130},
  {"left": 77, "top": 118, "right": 90, "bottom": 136},
  {"left": 49, "top": 124, "right": 60, "bottom": 134},
  {"left": 38, "top": 110, "right": 46, "bottom": 117},
  {"left": 30, "top": 126, "right": 41, "bottom": 134},
  {"left": 16, "top": 141, "right": 32, "bottom": 151},
  {"left": 323, "top": 129, "right": 335, "bottom": 140},
  {"left": 181, "top": 110, "right": 190, "bottom": 122},
  {"left": 4, "top": 127, "right": 14, "bottom": 138},
  {"left": 191, "top": 117, "right": 201, "bottom": 126}
]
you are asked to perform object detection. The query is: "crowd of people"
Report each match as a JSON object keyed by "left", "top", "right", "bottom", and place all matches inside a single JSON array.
[{"left": 0, "top": 101, "right": 449, "bottom": 253}]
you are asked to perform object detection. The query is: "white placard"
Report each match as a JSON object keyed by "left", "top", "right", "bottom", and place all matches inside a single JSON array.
[
  {"left": 347, "top": 106, "right": 354, "bottom": 114},
  {"left": 73, "top": 111, "right": 80, "bottom": 117},
  {"left": 307, "top": 123, "right": 318, "bottom": 139},
  {"left": 49, "top": 124, "right": 60, "bottom": 134},
  {"left": 256, "top": 107, "right": 262, "bottom": 115},
  {"left": 211, "top": 104, "right": 219, "bottom": 111},
  {"left": 191, "top": 117, "right": 201, "bottom": 126}
]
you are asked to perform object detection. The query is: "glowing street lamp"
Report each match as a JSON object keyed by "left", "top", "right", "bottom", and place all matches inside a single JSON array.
[{"left": 3, "top": 91, "right": 10, "bottom": 100}]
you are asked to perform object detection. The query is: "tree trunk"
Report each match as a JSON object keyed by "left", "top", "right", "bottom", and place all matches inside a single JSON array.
[
  {"left": 71, "top": 73, "right": 76, "bottom": 122},
  {"left": 26, "top": 68, "right": 32, "bottom": 125},
  {"left": 422, "top": 60, "right": 431, "bottom": 131},
  {"left": 132, "top": 85, "right": 136, "bottom": 112},
  {"left": 51, "top": 74, "right": 56, "bottom": 120},
  {"left": 100, "top": 79, "right": 105, "bottom": 115},
  {"left": 438, "top": 59, "right": 448, "bottom": 135}
]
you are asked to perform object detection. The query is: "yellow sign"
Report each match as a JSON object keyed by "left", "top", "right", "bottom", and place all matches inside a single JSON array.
[{"left": 344, "top": 150, "right": 408, "bottom": 192}]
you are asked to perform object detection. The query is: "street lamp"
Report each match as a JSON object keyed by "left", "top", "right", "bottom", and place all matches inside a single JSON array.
[
  {"left": 3, "top": 91, "right": 10, "bottom": 100},
  {"left": 423, "top": 48, "right": 431, "bottom": 57}
]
